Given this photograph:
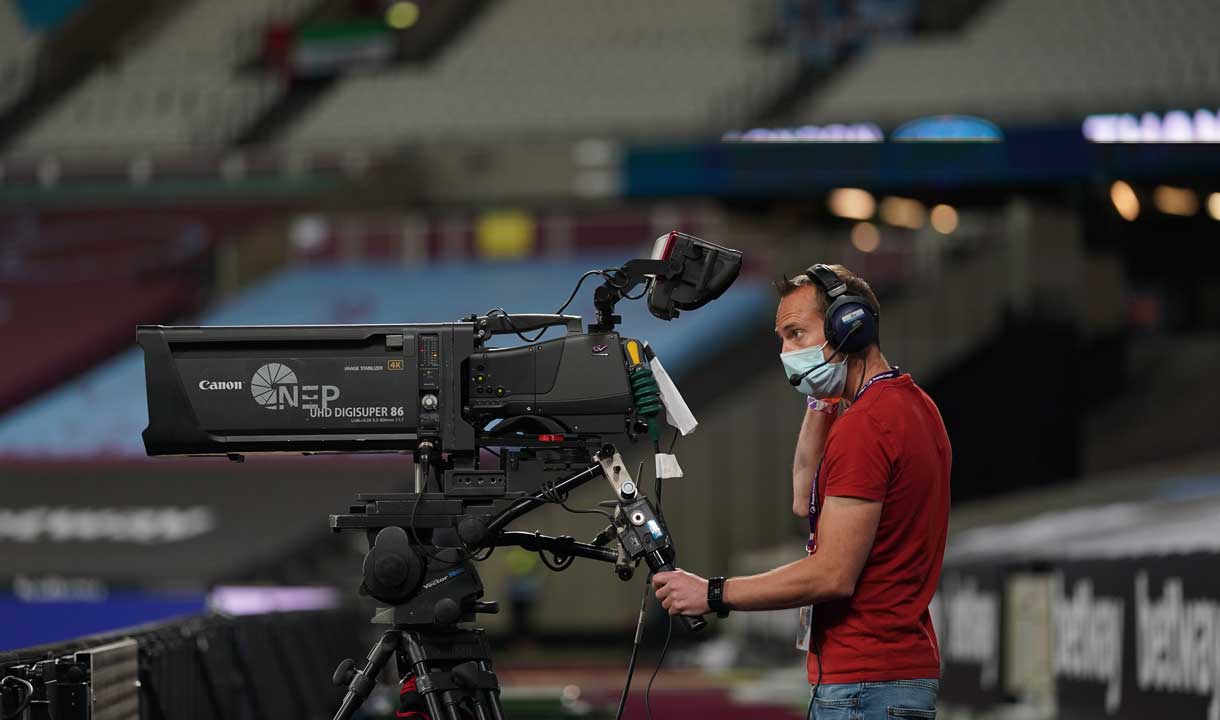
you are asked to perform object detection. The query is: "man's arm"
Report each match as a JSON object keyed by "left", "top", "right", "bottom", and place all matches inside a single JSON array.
[
  {"left": 653, "top": 495, "right": 882, "bottom": 614},
  {"left": 792, "top": 404, "right": 835, "bottom": 517}
]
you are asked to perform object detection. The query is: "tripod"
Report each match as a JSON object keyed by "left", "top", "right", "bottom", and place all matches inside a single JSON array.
[
  {"left": 333, "top": 608, "right": 505, "bottom": 720},
  {"left": 329, "top": 445, "right": 705, "bottom": 720}
]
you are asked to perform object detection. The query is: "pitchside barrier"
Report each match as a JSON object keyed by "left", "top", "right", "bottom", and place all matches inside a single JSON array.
[
  {"left": 936, "top": 487, "right": 1220, "bottom": 719},
  {"left": 0, "top": 609, "right": 373, "bottom": 720}
]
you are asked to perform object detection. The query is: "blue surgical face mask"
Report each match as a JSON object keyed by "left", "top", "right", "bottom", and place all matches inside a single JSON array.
[{"left": 781, "top": 341, "right": 848, "bottom": 398}]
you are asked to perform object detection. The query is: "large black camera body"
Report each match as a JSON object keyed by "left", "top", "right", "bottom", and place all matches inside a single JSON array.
[
  {"left": 139, "top": 320, "right": 650, "bottom": 506},
  {"left": 140, "top": 322, "right": 635, "bottom": 458}
]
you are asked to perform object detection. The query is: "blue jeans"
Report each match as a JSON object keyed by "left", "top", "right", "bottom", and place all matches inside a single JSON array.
[{"left": 808, "top": 679, "right": 939, "bottom": 720}]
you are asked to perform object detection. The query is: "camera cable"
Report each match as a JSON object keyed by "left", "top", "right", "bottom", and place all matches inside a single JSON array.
[
  {"left": 486, "top": 266, "right": 623, "bottom": 343},
  {"left": 1, "top": 675, "right": 34, "bottom": 720},
  {"left": 614, "top": 578, "right": 651, "bottom": 720},
  {"left": 614, "top": 433, "right": 680, "bottom": 720},
  {"left": 644, "top": 430, "right": 679, "bottom": 719}
]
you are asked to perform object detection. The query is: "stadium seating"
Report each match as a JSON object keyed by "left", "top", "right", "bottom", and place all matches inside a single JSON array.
[
  {"left": 800, "top": 0, "right": 1220, "bottom": 125},
  {"left": 0, "top": 208, "right": 212, "bottom": 414},
  {"left": 11, "top": 0, "right": 315, "bottom": 155},
  {"left": 283, "top": 0, "right": 798, "bottom": 145},
  {"left": 0, "top": 277, "right": 197, "bottom": 415},
  {"left": 13, "top": 71, "right": 281, "bottom": 153}
]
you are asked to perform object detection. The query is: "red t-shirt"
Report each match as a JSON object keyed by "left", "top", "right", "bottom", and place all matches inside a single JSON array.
[{"left": 806, "top": 372, "right": 951, "bottom": 684}]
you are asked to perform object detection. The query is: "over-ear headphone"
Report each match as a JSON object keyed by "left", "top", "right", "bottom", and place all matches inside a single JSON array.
[{"left": 803, "top": 264, "right": 879, "bottom": 355}]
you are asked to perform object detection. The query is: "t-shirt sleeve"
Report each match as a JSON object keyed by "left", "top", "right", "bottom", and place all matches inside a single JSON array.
[{"left": 821, "top": 412, "right": 891, "bottom": 502}]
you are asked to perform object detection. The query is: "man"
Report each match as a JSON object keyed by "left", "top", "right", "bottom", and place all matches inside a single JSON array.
[{"left": 652, "top": 264, "right": 951, "bottom": 719}]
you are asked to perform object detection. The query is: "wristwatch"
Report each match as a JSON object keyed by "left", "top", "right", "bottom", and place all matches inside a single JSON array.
[{"left": 707, "top": 576, "right": 732, "bottom": 618}]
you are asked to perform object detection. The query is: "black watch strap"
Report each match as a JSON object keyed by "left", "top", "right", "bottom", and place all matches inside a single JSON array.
[{"left": 707, "top": 576, "right": 731, "bottom": 618}]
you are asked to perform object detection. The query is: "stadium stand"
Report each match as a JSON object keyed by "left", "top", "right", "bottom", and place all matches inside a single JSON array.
[
  {"left": 800, "top": 0, "right": 1220, "bottom": 125},
  {"left": 0, "top": 206, "right": 296, "bottom": 414},
  {"left": 1084, "top": 334, "right": 1220, "bottom": 473},
  {"left": 0, "top": 1, "right": 42, "bottom": 114},
  {"left": 0, "top": 209, "right": 209, "bottom": 414},
  {"left": 769, "top": 0, "right": 919, "bottom": 67},
  {"left": 10, "top": 0, "right": 315, "bottom": 155},
  {"left": 0, "top": 278, "right": 197, "bottom": 413},
  {"left": 282, "top": 0, "right": 799, "bottom": 145}
]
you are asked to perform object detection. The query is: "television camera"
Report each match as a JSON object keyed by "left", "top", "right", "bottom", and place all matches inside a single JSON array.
[{"left": 138, "top": 232, "right": 743, "bottom": 720}]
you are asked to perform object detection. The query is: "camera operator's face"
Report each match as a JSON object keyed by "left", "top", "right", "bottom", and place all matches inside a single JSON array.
[{"left": 775, "top": 286, "right": 830, "bottom": 357}]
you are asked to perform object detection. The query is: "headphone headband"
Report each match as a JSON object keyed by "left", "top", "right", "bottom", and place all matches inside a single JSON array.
[{"left": 805, "top": 264, "right": 846, "bottom": 298}]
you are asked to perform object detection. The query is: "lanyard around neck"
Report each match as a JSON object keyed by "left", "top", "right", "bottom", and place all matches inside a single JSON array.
[{"left": 854, "top": 366, "right": 901, "bottom": 402}]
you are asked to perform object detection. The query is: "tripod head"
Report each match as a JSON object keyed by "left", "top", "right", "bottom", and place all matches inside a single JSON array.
[
  {"left": 327, "top": 444, "right": 704, "bottom": 720},
  {"left": 332, "top": 444, "right": 706, "bottom": 632}
]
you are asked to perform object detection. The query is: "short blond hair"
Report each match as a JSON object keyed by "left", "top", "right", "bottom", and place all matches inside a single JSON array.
[{"left": 772, "top": 264, "right": 880, "bottom": 318}]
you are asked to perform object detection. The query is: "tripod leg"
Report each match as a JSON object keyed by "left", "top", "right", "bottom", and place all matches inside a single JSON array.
[
  {"left": 402, "top": 633, "right": 456, "bottom": 720},
  {"left": 333, "top": 631, "right": 399, "bottom": 720},
  {"left": 474, "top": 658, "right": 506, "bottom": 720},
  {"left": 422, "top": 691, "right": 449, "bottom": 720},
  {"left": 479, "top": 655, "right": 507, "bottom": 720},
  {"left": 441, "top": 690, "right": 468, "bottom": 720},
  {"left": 473, "top": 689, "right": 508, "bottom": 720}
]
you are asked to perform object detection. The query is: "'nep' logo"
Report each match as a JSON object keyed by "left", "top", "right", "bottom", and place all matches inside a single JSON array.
[{"left": 250, "top": 363, "right": 341, "bottom": 412}]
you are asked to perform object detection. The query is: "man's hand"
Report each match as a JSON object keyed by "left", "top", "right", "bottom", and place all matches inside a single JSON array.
[{"left": 652, "top": 569, "right": 710, "bottom": 616}]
